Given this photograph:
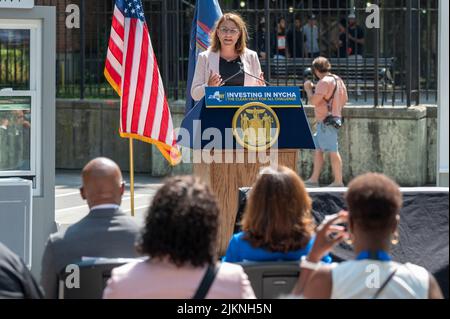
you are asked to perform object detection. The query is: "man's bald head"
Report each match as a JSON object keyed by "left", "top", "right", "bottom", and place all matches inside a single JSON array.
[{"left": 80, "top": 157, "right": 124, "bottom": 208}]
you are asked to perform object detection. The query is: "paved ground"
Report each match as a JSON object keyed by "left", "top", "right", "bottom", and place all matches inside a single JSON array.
[
  {"left": 55, "top": 170, "right": 163, "bottom": 229},
  {"left": 55, "top": 169, "right": 447, "bottom": 231}
]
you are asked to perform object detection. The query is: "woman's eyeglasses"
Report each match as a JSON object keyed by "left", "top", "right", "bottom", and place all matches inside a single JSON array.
[{"left": 219, "top": 27, "right": 239, "bottom": 35}]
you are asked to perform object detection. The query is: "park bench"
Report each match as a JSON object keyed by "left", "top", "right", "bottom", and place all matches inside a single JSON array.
[{"left": 260, "top": 57, "right": 395, "bottom": 103}]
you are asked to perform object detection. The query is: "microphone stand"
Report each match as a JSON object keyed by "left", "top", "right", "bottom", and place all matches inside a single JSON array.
[
  {"left": 220, "top": 67, "right": 244, "bottom": 86},
  {"left": 237, "top": 62, "right": 273, "bottom": 86},
  {"left": 189, "top": 62, "right": 275, "bottom": 113},
  {"left": 189, "top": 65, "right": 243, "bottom": 111}
]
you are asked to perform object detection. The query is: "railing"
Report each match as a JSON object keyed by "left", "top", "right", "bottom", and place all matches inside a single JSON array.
[{"left": 1, "top": 0, "right": 439, "bottom": 107}]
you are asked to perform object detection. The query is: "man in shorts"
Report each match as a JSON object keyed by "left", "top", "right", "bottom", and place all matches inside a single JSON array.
[{"left": 303, "top": 57, "right": 348, "bottom": 187}]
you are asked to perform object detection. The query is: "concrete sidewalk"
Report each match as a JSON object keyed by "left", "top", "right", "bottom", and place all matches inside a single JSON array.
[{"left": 55, "top": 170, "right": 163, "bottom": 229}]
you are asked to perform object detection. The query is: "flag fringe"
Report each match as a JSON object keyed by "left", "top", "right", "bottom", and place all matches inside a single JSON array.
[
  {"left": 119, "top": 131, "right": 181, "bottom": 166},
  {"left": 104, "top": 68, "right": 122, "bottom": 97}
]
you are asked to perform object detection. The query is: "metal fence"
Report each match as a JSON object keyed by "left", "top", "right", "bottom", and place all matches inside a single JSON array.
[{"left": 4, "top": 0, "right": 439, "bottom": 107}]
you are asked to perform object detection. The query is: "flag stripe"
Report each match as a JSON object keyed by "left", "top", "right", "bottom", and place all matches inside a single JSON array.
[
  {"left": 126, "top": 20, "right": 143, "bottom": 133},
  {"left": 106, "top": 49, "right": 122, "bottom": 76},
  {"left": 137, "top": 45, "right": 155, "bottom": 135},
  {"left": 104, "top": 68, "right": 121, "bottom": 96},
  {"left": 131, "top": 26, "right": 149, "bottom": 134},
  {"left": 112, "top": 15, "right": 125, "bottom": 40},
  {"left": 165, "top": 115, "right": 174, "bottom": 146},
  {"left": 109, "top": 25, "right": 124, "bottom": 52},
  {"left": 150, "top": 81, "right": 165, "bottom": 139},
  {"left": 158, "top": 98, "right": 169, "bottom": 143},
  {"left": 105, "top": 59, "right": 121, "bottom": 86},
  {"left": 121, "top": 18, "right": 136, "bottom": 132},
  {"left": 108, "top": 40, "right": 123, "bottom": 69},
  {"left": 113, "top": 6, "right": 125, "bottom": 26},
  {"left": 143, "top": 54, "right": 160, "bottom": 138}
]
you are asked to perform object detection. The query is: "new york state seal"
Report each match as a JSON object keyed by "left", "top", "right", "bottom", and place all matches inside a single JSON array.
[{"left": 232, "top": 102, "right": 280, "bottom": 151}]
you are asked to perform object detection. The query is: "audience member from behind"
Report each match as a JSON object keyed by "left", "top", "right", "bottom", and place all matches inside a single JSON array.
[
  {"left": 0, "top": 242, "right": 43, "bottom": 298},
  {"left": 292, "top": 173, "right": 444, "bottom": 299},
  {"left": 41, "top": 157, "right": 140, "bottom": 298},
  {"left": 103, "top": 176, "right": 255, "bottom": 299},
  {"left": 223, "top": 166, "right": 331, "bottom": 263}
]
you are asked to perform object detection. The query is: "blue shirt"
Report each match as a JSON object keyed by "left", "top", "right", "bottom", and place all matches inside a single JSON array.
[
  {"left": 222, "top": 232, "right": 332, "bottom": 263},
  {"left": 302, "top": 24, "right": 320, "bottom": 53}
]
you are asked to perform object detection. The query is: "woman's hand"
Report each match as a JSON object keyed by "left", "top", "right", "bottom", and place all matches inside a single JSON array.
[
  {"left": 258, "top": 72, "right": 266, "bottom": 86},
  {"left": 208, "top": 71, "right": 223, "bottom": 87},
  {"left": 307, "top": 211, "right": 349, "bottom": 262}
]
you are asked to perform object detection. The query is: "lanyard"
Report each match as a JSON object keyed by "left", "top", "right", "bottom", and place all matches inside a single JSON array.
[{"left": 356, "top": 250, "right": 392, "bottom": 262}]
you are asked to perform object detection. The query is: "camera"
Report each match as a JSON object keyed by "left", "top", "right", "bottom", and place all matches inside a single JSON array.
[
  {"left": 323, "top": 115, "right": 343, "bottom": 129},
  {"left": 303, "top": 67, "right": 317, "bottom": 82}
]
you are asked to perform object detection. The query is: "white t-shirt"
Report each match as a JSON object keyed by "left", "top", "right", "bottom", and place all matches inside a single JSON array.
[{"left": 331, "top": 260, "right": 429, "bottom": 299}]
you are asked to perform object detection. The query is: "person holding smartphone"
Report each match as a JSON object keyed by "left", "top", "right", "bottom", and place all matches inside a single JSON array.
[{"left": 292, "top": 173, "right": 444, "bottom": 299}]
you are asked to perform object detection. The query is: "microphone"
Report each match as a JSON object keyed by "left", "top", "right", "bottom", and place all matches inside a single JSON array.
[{"left": 237, "top": 61, "right": 272, "bottom": 86}]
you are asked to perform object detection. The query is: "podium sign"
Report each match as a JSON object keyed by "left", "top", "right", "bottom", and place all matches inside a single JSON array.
[
  {"left": 205, "top": 86, "right": 302, "bottom": 108},
  {"left": 179, "top": 86, "right": 315, "bottom": 151}
]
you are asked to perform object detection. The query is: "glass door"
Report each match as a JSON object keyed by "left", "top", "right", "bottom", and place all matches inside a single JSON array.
[{"left": 0, "top": 20, "right": 42, "bottom": 195}]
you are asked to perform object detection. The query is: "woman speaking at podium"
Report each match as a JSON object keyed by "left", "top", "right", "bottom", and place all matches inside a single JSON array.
[{"left": 191, "top": 13, "right": 266, "bottom": 101}]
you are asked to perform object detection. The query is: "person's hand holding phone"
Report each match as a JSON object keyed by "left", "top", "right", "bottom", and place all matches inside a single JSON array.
[{"left": 307, "top": 210, "right": 349, "bottom": 262}]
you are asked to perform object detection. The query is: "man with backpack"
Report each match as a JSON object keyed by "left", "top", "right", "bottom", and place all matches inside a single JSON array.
[{"left": 303, "top": 57, "right": 348, "bottom": 187}]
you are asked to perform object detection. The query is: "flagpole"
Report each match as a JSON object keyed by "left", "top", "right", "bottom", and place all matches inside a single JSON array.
[{"left": 129, "top": 137, "right": 135, "bottom": 217}]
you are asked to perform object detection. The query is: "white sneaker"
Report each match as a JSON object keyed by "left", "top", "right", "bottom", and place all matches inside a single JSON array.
[
  {"left": 304, "top": 179, "right": 320, "bottom": 188},
  {"left": 327, "top": 182, "right": 345, "bottom": 187}
]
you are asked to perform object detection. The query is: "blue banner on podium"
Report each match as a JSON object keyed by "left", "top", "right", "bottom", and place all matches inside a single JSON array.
[
  {"left": 205, "top": 86, "right": 302, "bottom": 108},
  {"left": 179, "top": 86, "right": 316, "bottom": 151}
]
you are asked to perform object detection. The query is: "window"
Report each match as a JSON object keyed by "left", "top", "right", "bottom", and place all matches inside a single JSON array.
[{"left": 0, "top": 20, "right": 42, "bottom": 195}]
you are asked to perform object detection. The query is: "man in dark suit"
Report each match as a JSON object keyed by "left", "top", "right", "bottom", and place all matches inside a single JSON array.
[
  {"left": 0, "top": 242, "right": 43, "bottom": 299},
  {"left": 40, "top": 157, "right": 140, "bottom": 298}
]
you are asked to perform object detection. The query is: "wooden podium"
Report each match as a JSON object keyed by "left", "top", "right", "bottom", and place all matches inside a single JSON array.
[
  {"left": 193, "top": 149, "right": 298, "bottom": 255},
  {"left": 180, "top": 86, "right": 315, "bottom": 257}
]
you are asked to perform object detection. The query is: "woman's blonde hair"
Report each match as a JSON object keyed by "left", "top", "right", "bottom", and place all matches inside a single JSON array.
[
  {"left": 210, "top": 13, "right": 248, "bottom": 55},
  {"left": 241, "top": 166, "right": 315, "bottom": 252}
]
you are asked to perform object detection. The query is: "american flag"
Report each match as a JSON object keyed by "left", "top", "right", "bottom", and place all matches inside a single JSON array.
[{"left": 104, "top": 0, "right": 180, "bottom": 165}]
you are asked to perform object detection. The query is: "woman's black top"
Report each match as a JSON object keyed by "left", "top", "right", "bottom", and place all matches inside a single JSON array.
[{"left": 219, "top": 56, "right": 244, "bottom": 86}]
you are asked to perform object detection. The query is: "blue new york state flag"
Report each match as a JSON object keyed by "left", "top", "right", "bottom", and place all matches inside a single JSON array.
[{"left": 185, "top": 0, "right": 222, "bottom": 113}]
